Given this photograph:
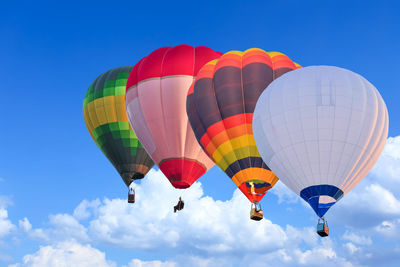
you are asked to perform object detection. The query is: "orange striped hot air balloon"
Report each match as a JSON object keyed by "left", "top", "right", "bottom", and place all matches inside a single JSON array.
[{"left": 186, "top": 48, "right": 301, "bottom": 220}]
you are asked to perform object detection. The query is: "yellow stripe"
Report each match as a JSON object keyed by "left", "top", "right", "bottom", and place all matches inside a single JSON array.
[
  {"left": 244, "top": 48, "right": 267, "bottom": 54},
  {"left": 82, "top": 107, "right": 96, "bottom": 142},
  {"left": 224, "top": 50, "right": 244, "bottom": 56},
  {"left": 215, "top": 146, "right": 260, "bottom": 171},
  {"left": 267, "top": 51, "right": 286, "bottom": 57},
  {"left": 205, "top": 59, "right": 219, "bottom": 66},
  {"left": 212, "top": 134, "right": 256, "bottom": 165},
  {"left": 83, "top": 94, "right": 128, "bottom": 132}
]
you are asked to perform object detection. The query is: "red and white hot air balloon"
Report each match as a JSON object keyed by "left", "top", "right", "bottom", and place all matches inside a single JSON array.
[{"left": 125, "top": 45, "right": 222, "bottom": 205}]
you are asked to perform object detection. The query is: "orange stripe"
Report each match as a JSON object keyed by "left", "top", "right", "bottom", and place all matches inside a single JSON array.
[
  {"left": 232, "top": 168, "right": 278, "bottom": 188},
  {"left": 243, "top": 50, "right": 273, "bottom": 67},
  {"left": 204, "top": 124, "right": 253, "bottom": 155},
  {"left": 195, "top": 60, "right": 217, "bottom": 79},
  {"left": 199, "top": 113, "right": 253, "bottom": 148},
  {"left": 215, "top": 54, "right": 242, "bottom": 71},
  {"left": 270, "top": 53, "right": 290, "bottom": 62},
  {"left": 274, "top": 60, "right": 297, "bottom": 70}
]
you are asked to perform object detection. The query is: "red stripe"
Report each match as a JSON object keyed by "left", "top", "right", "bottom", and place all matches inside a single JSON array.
[
  {"left": 239, "top": 183, "right": 267, "bottom": 203},
  {"left": 199, "top": 113, "right": 253, "bottom": 148},
  {"left": 159, "top": 158, "right": 206, "bottom": 189}
]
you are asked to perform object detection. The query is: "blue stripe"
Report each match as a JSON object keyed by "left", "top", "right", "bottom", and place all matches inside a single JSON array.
[{"left": 300, "top": 185, "right": 344, "bottom": 217}]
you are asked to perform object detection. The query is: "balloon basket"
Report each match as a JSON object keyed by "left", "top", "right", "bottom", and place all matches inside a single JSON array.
[
  {"left": 317, "top": 218, "right": 329, "bottom": 237},
  {"left": 128, "top": 189, "right": 135, "bottom": 204},
  {"left": 250, "top": 203, "right": 263, "bottom": 221}
]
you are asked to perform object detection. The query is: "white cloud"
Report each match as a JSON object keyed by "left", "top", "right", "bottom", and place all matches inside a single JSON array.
[
  {"left": 0, "top": 208, "right": 15, "bottom": 239},
  {"left": 342, "top": 231, "right": 372, "bottom": 245},
  {"left": 270, "top": 181, "right": 299, "bottom": 204},
  {"left": 23, "top": 214, "right": 88, "bottom": 243},
  {"left": 11, "top": 156, "right": 400, "bottom": 267},
  {"left": 83, "top": 170, "right": 287, "bottom": 253},
  {"left": 0, "top": 197, "right": 16, "bottom": 239},
  {"left": 371, "top": 136, "right": 400, "bottom": 192},
  {"left": 330, "top": 183, "right": 400, "bottom": 228},
  {"left": 9, "top": 240, "right": 115, "bottom": 267},
  {"left": 343, "top": 242, "right": 360, "bottom": 255},
  {"left": 124, "top": 259, "right": 176, "bottom": 267},
  {"left": 18, "top": 218, "right": 32, "bottom": 232},
  {"left": 374, "top": 219, "right": 400, "bottom": 239},
  {"left": 17, "top": 169, "right": 335, "bottom": 265},
  {"left": 73, "top": 199, "right": 101, "bottom": 220},
  {"left": 0, "top": 196, "right": 12, "bottom": 208}
]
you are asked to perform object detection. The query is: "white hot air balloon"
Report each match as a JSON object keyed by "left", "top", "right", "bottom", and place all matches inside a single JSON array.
[{"left": 253, "top": 66, "right": 388, "bottom": 236}]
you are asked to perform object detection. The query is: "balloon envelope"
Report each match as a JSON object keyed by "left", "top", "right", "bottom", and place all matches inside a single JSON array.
[
  {"left": 125, "top": 45, "right": 221, "bottom": 189},
  {"left": 186, "top": 48, "right": 300, "bottom": 203},
  {"left": 83, "top": 66, "right": 154, "bottom": 186},
  {"left": 253, "top": 66, "right": 388, "bottom": 217}
]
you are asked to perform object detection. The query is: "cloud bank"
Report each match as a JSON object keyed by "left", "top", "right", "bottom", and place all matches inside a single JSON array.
[{"left": 7, "top": 136, "right": 400, "bottom": 266}]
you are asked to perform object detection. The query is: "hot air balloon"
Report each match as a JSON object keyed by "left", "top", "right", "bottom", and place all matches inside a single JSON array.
[
  {"left": 186, "top": 48, "right": 300, "bottom": 220},
  {"left": 253, "top": 66, "right": 388, "bottom": 235},
  {"left": 83, "top": 66, "right": 154, "bottom": 203},
  {"left": 125, "top": 45, "right": 221, "bottom": 211}
]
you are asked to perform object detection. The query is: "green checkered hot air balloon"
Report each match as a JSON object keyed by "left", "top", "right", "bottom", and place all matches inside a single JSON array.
[{"left": 83, "top": 66, "right": 154, "bottom": 191}]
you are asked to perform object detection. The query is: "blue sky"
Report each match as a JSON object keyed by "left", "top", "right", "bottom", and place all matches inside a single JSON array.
[{"left": 1, "top": 0, "right": 400, "bottom": 266}]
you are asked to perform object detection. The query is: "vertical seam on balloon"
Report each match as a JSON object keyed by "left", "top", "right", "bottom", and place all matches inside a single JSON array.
[
  {"left": 314, "top": 75, "right": 322, "bottom": 191},
  {"left": 116, "top": 70, "right": 132, "bottom": 182},
  {"left": 191, "top": 76, "right": 213, "bottom": 159},
  {"left": 190, "top": 48, "right": 214, "bottom": 182},
  {"left": 96, "top": 70, "right": 121, "bottom": 180},
  {"left": 342, "top": 78, "right": 385, "bottom": 192},
  {"left": 288, "top": 67, "right": 309, "bottom": 194},
  {"left": 343, "top": 94, "right": 381, "bottom": 192},
  {"left": 281, "top": 68, "right": 307, "bottom": 195},
  {"left": 266, "top": 54, "right": 304, "bottom": 194},
  {"left": 133, "top": 57, "right": 158, "bottom": 164},
  {"left": 339, "top": 74, "right": 371, "bottom": 190},
  {"left": 240, "top": 51, "right": 254, "bottom": 196},
  {"left": 278, "top": 62, "right": 306, "bottom": 195},
  {"left": 294, "top": 69, "right": 313, "bottom": 194},
  {"left": 183, "top": 46, "right": 197, "bottom": 185},
  {"left": 196, "top": 61, "right": 231, "bottom": 174},
  {"left": 215, "top": 57, "right": 247, "bottom": 188},
  {"left": 124, "top": 67, "right": 142, "bottom": 182},
  {"left": 326, "top": 78, "right": 336, "bottom": 190},
  {"left": 113, "top": 69, "right": 129, "bottom": 182},
  {"left": 331, "top": 72, "right": 354, "bottom": 186},
  {"left": 99, "top": 71, "right": 119, "bottom": 168},
  {"left": 336, "top": 73, "right": 368, "bottom": 190},
  {"left": 105, "top": 69, "right": 123, "bottom": 176},
  {"left": 159, "top": 47, "right": 174, "bottom": 170}
]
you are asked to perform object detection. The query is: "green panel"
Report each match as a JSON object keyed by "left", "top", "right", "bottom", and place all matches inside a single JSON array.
[
  {"left": 118, "top": 121, "right": 130, "bottom": 130},
  {"left": 115, "top": 86, "right": 126, "bottom": 95},
  {"left": 120, "top": 130, "right": 131, "bottom": 139},
  {"left": 103, "top": 87, "right": 115, "bottom": 97}
]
